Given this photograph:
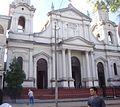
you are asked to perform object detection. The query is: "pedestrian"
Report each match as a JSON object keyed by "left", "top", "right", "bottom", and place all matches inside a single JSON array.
[
  {"left": 87, "top": 87, "right": 106, "bottom": 107},
  {"left": 28, "top": 89, "right": 34, "bottom": 105}
]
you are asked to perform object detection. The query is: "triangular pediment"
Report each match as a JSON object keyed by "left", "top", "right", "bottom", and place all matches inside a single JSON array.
[
  {"left": 61, "top": 10, "right": 85, "bottom": 20},
  {"left": 62, "top": 36, "right": 94, "bottom": 47},
  {"left": 48, "top": 4, "right": 91, "bottom": 21}
]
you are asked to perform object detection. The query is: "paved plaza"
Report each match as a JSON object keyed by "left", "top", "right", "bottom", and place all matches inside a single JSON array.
[{"left": 3, "top": 98, "right": 120, "bottom": 107}]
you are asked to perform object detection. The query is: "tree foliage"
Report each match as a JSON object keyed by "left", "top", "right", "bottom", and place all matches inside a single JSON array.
[
  {"left": 5, "top": 57, "right": 26, "bottom": 99},
  {"left": 87, "top": 0, "right": 120, "bottom": 12}
]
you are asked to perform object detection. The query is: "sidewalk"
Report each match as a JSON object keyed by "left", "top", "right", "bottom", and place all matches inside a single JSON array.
[{"left": 4, "top": 98, "right": 120, "bottom": 107}]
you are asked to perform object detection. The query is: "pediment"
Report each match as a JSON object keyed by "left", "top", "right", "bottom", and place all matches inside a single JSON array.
[
  {"left": 33, "top": 51, "right": 51, "bottom": 58},
  {"left": 62, "top": 36, "right": 94, "bottom": 47},
  {"left": 48, "top": 4, "right": 91, "bottom": 21},
  {"left": 61, "top": 10, "right": 85, "bottom": 20}
]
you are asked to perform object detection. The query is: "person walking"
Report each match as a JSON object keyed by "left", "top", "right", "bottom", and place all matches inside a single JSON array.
[
  {"left": 28, "top": 89, "right": 34, "bottom": 105},
  {"left": 87, "top": 87, "right": 106, "bottom": 107}
]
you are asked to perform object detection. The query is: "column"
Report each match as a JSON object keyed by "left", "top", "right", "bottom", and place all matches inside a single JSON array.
[
  {"left": 29, "top": 49, "right": 34, "bottom": 87},
  {"left": 62, "top": 49, "right": 68, "bottom": 87},
  {"left": 30, "top": 18, "right": 33, "bottom": 33},
  {"left": 107, "top": 58, "right": 112, "bottom": 77},
  {"left": 68, "top": 49, "right": 74, "bottom": 87},
  {"left": 48, "top": 58, "right": 52, "bottom": 88},
  {"left": 33, "top": 58, "right": 37, "bottom": 87},
  {"left": 90, "top": 51, "right": 98, "bottom": 86},
  {"left": 24, "top": 59, "right": 28, "bottom": 79},
  {"left": 12, "top": 18, "right": 18, "bottom": 32},
  {"left": 25, "top": 19, "right": 29, "bottom": 33},
  {"left": 85, "top": 51, "right": 92, "bottom": 87},
  {"left": 29, "top": 49, "right": 33, "bottom": 77}
]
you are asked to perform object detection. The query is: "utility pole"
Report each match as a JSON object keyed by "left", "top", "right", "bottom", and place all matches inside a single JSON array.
[{"left": 54, "top": 22, "right": 58, "bottom": 107}]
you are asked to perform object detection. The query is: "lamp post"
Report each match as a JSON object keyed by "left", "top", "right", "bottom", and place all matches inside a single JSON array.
[
  {"left": 2, "top": 72, "right": 6, "bottom": 89},
  {"left": 54, "top": 22, "right": 58, "bottom": 107}
]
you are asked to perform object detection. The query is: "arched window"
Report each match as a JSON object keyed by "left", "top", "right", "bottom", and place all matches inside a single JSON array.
[
  {"left": 71, "top": 57, "right": 80, "bottom": 66},
  {"left": 18, "top": 16, "right": 25, "bottom": 32},
  {"left": 108, "top": 31, "right": 113, "bottom": 44},
  {"left": 0, "top": 25, "right": 4, "bottom": 34},
  {"left": 17, "top": 57, "right": 23, "bottom": 70},
  {"left": 113, "top": 63, "right": 118, "bottom": 75}
]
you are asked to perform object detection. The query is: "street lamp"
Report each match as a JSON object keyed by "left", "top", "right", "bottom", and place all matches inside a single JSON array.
[{"left": 54, "top": 22, "right": 58, "bottom": 107}]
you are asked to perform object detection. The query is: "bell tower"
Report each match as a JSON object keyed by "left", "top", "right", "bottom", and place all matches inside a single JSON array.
[
  {"left": 92, "top": 1, "right": 118, "bottom": 45},
  {"left": 94, "top": 1, "right": 109, "bottom": 22},
  {"left": 7, "top": 0, "right": 36, "bottom": 85},
  {"left": 9, "top": 0, "right": 35, "bottom": 33}
]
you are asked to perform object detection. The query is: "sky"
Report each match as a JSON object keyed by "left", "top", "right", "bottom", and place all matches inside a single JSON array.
[
  {"left": 0, "top": 0, "right": 93, "bottom": 32},
  {"left": 0, "top": 0, "right": 119, "bottom": 32}
]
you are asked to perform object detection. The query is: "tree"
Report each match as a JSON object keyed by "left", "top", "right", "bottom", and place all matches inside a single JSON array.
[
  {"left": 87, "top": 0, "right": 120, "bottom": 36},
  {"left": 87, "top": 0, "right": 120, "bottom": 12},
  {"left": 5, "top": 57, "right": 26, "bottom": 100}
]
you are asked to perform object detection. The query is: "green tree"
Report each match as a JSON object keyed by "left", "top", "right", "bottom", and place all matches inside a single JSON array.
[
  {"left": 5, "top": 57, "right": 26, "bottom": 100},
  {"left": 87, "top": 0, "right": 120, "bottom": 12}
]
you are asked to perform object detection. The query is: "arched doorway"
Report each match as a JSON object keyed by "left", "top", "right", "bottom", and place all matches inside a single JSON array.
[
  {"left": 37, "top": 58, "right": 48, "bottom": 89},
  {"left": 97, "top": 62, "right": 106, "bottom": 87},
  {"left": 71, "top": 57, "right": 81, "bottom": 88}
]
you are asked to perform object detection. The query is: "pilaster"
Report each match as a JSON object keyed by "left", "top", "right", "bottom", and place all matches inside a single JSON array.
[
  {"left": 68, "top": 49, "right": 74, "bottom": 87},
  {"left": 29, "top": 49, "right": 33, "bottom": 78},
  {"left": 51, "top": 50, "right": 55, "bottom": 87},
  {"left": 90, "top": 51, "right": 98, "bottom": 86},
  {"left": 61, "top": 49, "right": 68, "bottom": 87},
  {"left": 85, "top": 51, "right": 92, "bottom": 87},
  {"left": 33, "top": 58, "right": 37, "bottom": 87}
]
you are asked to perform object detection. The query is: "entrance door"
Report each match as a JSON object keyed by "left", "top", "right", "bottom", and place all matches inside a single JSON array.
[
  {"left": 71, "top": 57, "right": 81, "bottom": 88},
  {"left": 37, "top": 58, "right": 47, "bottom": 89},
  {"left": 97, "top": 62, "right": 106, "bottom": 87}
]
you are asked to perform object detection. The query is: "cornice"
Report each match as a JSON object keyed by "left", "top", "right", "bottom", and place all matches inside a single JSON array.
[{"left": 10, "top": 2, "right": 36, "bottom": 12}]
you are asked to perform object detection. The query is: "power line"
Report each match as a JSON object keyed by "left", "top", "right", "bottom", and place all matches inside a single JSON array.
[{"left": 59, "top": 0, "right": 63, "bottom": 9}]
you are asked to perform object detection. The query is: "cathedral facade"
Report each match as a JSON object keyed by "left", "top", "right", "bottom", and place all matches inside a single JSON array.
[
  {"left": 4, "top": 0, "right": 120, "bottom": 89},
  {"left": 0, "top": 15, "right": 11, "bottom": 89}
]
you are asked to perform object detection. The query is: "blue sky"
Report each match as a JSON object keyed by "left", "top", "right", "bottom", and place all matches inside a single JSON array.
[{"left": 0, "top": 0, "right": 119, "bottom": 32}]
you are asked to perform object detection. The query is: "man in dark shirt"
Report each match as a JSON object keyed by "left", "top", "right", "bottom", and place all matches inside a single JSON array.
[{"left": 87, "top": 87, "right": 106, "bottom": 107}]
